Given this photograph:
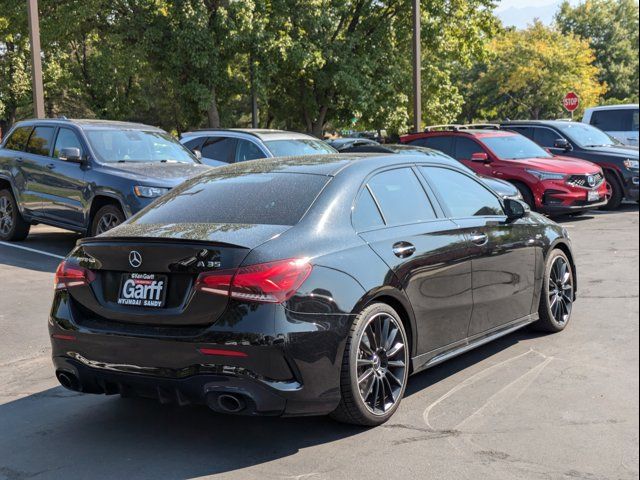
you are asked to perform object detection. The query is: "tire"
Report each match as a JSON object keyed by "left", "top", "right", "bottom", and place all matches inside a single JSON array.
[
  {"left": 0, "top": 189, "right": 31, "bottom": 241},
  {"left": 532, "top": 249, "right": 574, "bottom": 333},
  {"left": 90, "top": 204, "right": 125, "bottom": 236},
  {"left": 600, "top": 172, "right": 623, "bottom": 211},
  {"left": 511, "top": 182, "right": 535, "bottom": 211},
  {"left": 330, "top": 303, "right": 409, "bottom": 427}
]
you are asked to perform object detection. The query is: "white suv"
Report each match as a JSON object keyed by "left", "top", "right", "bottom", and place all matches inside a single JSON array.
[{"left": 583, "top": 104, "right": 639, "bottom": 147}]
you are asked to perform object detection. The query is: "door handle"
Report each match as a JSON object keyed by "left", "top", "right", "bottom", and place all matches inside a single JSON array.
[
  {"left": 16, "top": 156, "right": 23, "bottom": 163},
  {"left": 392, "top": 242, "right": 416, "bottom": 258},
  {"left": 46, "top": 163, "right": 56, "bottom": 170},
  {"left": 470, "top": 232, "right": 488, "bottom": 246}
]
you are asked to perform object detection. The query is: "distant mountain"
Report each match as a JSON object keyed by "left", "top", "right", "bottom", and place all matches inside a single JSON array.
[{"left": 496, "top": 2, "right": 563, "bottom": 28}]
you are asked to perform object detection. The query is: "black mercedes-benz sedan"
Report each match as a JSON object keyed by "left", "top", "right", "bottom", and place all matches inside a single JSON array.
[{"left": 49, "top": 153, "right": 576, "bottom": 426}]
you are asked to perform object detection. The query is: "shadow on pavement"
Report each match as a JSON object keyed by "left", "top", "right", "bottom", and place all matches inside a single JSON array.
[{"left": 0, "top": 328, "right": 541, "bottom": 479}]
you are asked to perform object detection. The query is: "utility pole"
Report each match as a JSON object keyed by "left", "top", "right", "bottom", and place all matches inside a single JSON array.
[
  {"left": 27, "top": 0, "right": 45, "bottom": 118},
  {"left": 250, "top": 57, "right": 258, "bottom": 129},
  {"left": 412, "top": 0, "right": 421, "bottom": 133}
]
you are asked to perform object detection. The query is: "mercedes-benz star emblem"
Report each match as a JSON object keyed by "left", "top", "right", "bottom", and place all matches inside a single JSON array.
[
  {"left": 587, "top": 175, "right": 596, "bottom": 187},
  {"left": 129, "top": 251, "right": 142, "bottom": 268}
]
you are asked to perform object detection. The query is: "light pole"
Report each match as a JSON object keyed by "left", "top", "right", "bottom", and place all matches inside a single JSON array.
[
  {"left": 412, "top": 0, "right": 421, "bottom": 133},
  {"left": 27, "top": 0, "right": 45, "bottom": 118}
]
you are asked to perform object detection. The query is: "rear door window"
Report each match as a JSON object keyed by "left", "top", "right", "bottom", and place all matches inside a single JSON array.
[
  {"left": 504, "top": 126, "right": 534, "bottom": 139},
  {"left": 367, "top": 168, "right": 437, "bottom": 227},
  {"left": 182, "top": 138, "right": 203, "bottom": 151},
  {"left": 353, "top": 188, "right": 384, "bottom": 231},
  {"left": 201, "top": 137, "right": 237, "bottom": 163},
  {"left": 422, "top": 167, "right": 504, "bottom": 218},
  {"left": 3, "top": 126, "right": 33, "bottom": 151},
  {"left": 533, "top": 127, "right": 561, "bottom": 148},
  {"left": 454, "top": 137, "right": 485, "bottom": 160},
  {"left": 133, "top": 172, "right": 329, "bottom": 226},
  {"left": 53, "top": 128, "right": 84, "bottom": 158},
  {"left": 590, "top": 109, "right": 630, "bottom": 131},
  {"left": 26, "top": 127, "right": 55, "bottom": 156},
  {"left": 236, "top": 139, "right": 266, "bottom": 162},
  {"left": 409, "top": 136, "right": 454, "bottom": 156}
]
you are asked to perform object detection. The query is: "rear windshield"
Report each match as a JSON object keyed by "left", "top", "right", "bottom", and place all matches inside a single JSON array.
[
  {"left": 265, "top": 139, "right": 336, "bottom": 157},
  {"left": 132, "top": 172, "right": 329, "bottom": 226}
]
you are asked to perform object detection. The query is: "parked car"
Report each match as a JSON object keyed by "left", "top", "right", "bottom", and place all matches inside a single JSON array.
[
  {"left": 180, "top": 129, "right": 336, "bottom": 166},
  {"left": 583, "top": 104, "right": 639, "bottom": 147},
  {"left": 50, "top": 153, "right": 576, "bottom": 426},
  {"left": 0, "top": 119, "right": 209, "bottom": 241},
  {"left": 501, "top": 120, "right": 640, "bottom": 209},
  {"left": 331, "top": 142, "right": 524, "bottom": 201},
  {"left": 401, "top": 126, "right": 608, "bottom": 215}
]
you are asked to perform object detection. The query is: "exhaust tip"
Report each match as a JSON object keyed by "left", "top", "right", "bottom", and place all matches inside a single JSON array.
[
  {"left": 56, "top": 370, "right": 80, "bottom": 391},
  {"left": 216, "top": 394, "right": 246, "bottom": 414}
]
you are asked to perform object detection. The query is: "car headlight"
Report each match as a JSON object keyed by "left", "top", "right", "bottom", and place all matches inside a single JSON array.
[
  {"left": 623, "top": 159, "right": 639, "bottom": 170},
  {"left": 134, "top": 186, "right": 170, "bottom": 198},
  {"left": 525, "top": 169, "right": 566, "bottom": 181}
]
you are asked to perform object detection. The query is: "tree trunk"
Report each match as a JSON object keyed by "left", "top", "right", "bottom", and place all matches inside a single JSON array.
[
  {"left": 311, "top": 105, "right": 329, "bottom": 138},
  {"left": 208, "top": 87, "right": 221, "bottom": 128}
]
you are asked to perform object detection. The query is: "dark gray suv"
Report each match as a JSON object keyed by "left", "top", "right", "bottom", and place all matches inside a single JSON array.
[{"left": 0, "top": 119, "right": 209, "bottom": 241}]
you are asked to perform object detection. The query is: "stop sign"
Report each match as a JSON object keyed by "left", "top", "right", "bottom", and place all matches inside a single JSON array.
[{"left": 563, "top": 92, "right": 580, "bottom": 112}]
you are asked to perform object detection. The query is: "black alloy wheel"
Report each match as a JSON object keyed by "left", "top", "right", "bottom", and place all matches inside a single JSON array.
[
  {"left": 533, "top": 249, "right": 574, "bottom": 332},
  {"left": 331, "top": 303, "right": 409, "bottom": 426}
]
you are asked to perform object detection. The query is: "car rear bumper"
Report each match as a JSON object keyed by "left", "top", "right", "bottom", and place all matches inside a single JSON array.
[{"left": 49, "top": 293, "right": 351, "bottom": 417}]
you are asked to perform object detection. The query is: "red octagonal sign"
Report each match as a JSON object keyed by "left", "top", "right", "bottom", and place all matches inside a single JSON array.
[{"left": 563, "top": 92, "right": 580, "bottom": 112}]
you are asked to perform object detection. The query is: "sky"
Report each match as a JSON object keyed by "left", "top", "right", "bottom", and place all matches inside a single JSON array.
[{"left": 495, "top": 0, "right": 580, "bottom": 28}]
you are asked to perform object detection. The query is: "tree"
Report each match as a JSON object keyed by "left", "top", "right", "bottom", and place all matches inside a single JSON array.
[
  {"left": 0, "top": 3, "right": 32, "bottom": 135},
  {"left": 461, "top": 22, "right": 606, "bottom": 121},
  {"left": 556, "top": 0, "right": 639, "bottom": 102}
]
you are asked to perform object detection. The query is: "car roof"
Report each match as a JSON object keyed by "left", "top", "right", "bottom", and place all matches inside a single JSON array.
[
  {"left": 405, "top": 129, "right": 517, "bottom": 139},
  {"left": 585, "top": 104, "right": 639, "bottom": 111},
  {"left": 181, "top": 129, "right": 320, "bottom": 142},
  {"left": 11, "top": 118, "right": 164, "bottom": 132},
  {"left": 201, "top": 152, "right": 465, "bottom": 178},
  {"left": 500, "top": 120, "right": 575, "bottom": 128}
]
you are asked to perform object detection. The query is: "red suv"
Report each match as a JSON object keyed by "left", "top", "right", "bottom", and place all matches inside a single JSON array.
[{"left": 401, "top": 127, "right": 608, "bottom": 215}]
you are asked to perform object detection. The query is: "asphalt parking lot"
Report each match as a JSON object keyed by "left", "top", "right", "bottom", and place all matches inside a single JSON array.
[{"left": 0, "top": 205, "right": 638, "bottom": 480}]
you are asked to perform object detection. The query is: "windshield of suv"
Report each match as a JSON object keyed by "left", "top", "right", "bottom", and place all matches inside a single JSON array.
[
  {"left": 482, "top": 134, "right": 552, "bottom": 160},
  {"left": 265, "top": 139, "right": 337, "bottom": 157},
  {"left": 86, "top": 129, "right": 197, "bottom": 163},
  {"left": 555, "top": 122, "right": 619, "bottom": 148}
]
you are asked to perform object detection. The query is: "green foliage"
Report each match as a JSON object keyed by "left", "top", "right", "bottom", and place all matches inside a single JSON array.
[
  {"left": 556, "top": 0, "right": 639, "bottom": 102},
  {"left": 460, "top": 22, "right": 606, "bottom": 121},
  {"left": 1, "top": 0, "right": 629, "bottom": 136}
]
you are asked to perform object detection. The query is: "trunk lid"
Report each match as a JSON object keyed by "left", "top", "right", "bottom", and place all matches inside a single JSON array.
[{"left": 68, "top": 223, "right": 289, "bottom": 326}]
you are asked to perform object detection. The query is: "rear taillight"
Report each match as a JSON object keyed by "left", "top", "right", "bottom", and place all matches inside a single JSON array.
[
  {"left": 195, "top": 258, "right": 312, "bottom": 304},
  {"left": 54, "top": 261, "right": 95, "bottom": 290}
]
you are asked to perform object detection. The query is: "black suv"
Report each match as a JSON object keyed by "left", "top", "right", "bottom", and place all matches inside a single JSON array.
[
  {"left": 0, "top": 119, "right": 209, "bottom": 241},
  {"left": 501, "top": 120, "right": 639, "bottom": 209}
]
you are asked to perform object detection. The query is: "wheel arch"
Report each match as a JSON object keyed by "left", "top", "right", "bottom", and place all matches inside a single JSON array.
[
  {"left": 549, "top": 239, "right": 577, "bottom": 297},
  {"left": 88, "top": 194, "right": 126, "bottom": 229},
  {"left": 353, "top": 288, "right": 417, "bottom": 364}
]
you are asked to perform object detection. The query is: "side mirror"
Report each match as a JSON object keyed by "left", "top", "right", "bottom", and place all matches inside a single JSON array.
[
  {"left": 471, "top": 152, "right": 490, "bottom": 163},
  {"left": 59, "top": 147, "right": 83, "bottom": 163},
  {"left": 553, "top": 138, "right": 572, "bottom": 151},
  {"left": 192, "top": 149, "right": 203, "bottom": 161},
  {"left": 504, "top": 198, "right": 530, "bottom": 221}
]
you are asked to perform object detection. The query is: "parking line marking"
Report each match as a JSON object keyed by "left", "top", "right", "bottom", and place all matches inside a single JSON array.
[{"left": 0, "top": 241, "right": 65, "bottom": 260}]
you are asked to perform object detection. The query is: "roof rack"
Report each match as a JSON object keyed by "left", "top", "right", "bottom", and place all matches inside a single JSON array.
[
  {"left": 459, "top": 123, "right": 500, "bottom": 130},
  {"left": 424, "top": 124, "right": 463, "bottom": 132}
]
